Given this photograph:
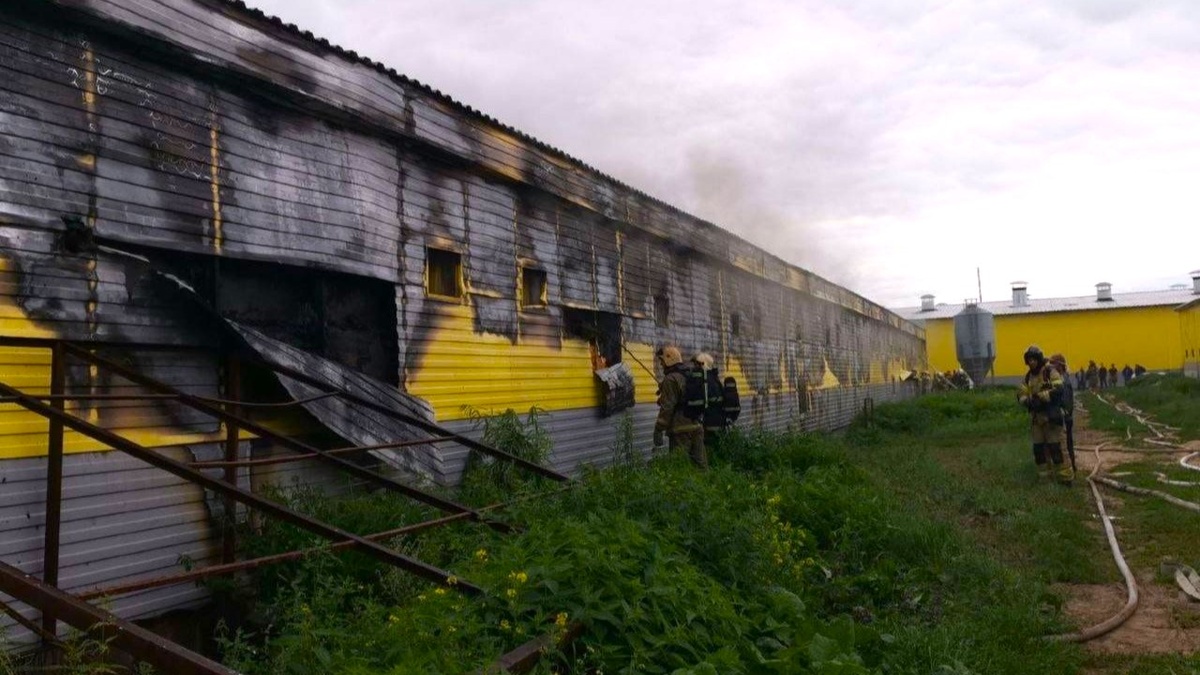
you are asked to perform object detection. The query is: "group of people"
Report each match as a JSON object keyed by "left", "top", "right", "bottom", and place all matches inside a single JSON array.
[
  {"left": 1018, "top": 346, "right": 1077, "bottom": 485},
  {"left": 1074, "top": 362, "right": 1146, "bottom": 391},
  {"left": 652, "top": 345, "right": 742, "bottom": 469}
]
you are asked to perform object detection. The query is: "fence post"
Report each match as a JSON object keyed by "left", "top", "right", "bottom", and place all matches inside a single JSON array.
[
  {"left": 41, "top": 342, "right": 66, "bottom": 643},
  {"left": 222, "top": 357, "right": 240, "bottom": 565}
]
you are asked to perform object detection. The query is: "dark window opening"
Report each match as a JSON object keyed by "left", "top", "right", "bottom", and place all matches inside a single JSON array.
[
  {"left": 654, "top": 294, "right": 670, "bottom": 327},
  {"left": 521, "top": 267, "right": 548, "bottom": 308},
  {"left": 426, "top": 248, "right": 462, "bottom": 298},
  {"left": 730, "top": 312, "right": 742, "bottom": 337},
  {"left": 120, "top": 247, "right": 400, "bottom": 385},
  {"left": 563, "top": 308, "right": 623, "bottom": 369}
]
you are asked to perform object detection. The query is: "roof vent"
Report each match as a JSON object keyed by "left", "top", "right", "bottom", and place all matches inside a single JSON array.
[
  {"left": 1096, "top": 282, "right": 1113, "bottom": 302},
  {"left": 1170, "top": 283, "right": 1188, "bottom": 291},
  {"left": 1011, "top": 281, "right": 1028, "bottom": 308},
  {"left": 920, "top": 294, "right": 935, "bottom": 311},
  {"left": 1192, "top": 270, "right": 1200, "bottom": 295}
]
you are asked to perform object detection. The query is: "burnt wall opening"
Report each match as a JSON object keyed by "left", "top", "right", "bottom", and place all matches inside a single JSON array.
[
  {"left": 562, "top": 308, "right": 623, "bottom": 369},
  {"left": 130, "top": 248, "right": 400, "bottom": 385}
]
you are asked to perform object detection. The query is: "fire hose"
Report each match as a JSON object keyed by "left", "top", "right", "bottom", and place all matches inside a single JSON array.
[{"left": 1049, "top": 393, "right": 1194, "bottom": 642}]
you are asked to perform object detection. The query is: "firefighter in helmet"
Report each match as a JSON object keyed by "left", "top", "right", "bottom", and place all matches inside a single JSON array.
[
  {"left": 1018, "top": 345, "right": 1070, "bottom": 483},
  {"left": 653, "top": 345, "right": 707, "bottom": 469}
]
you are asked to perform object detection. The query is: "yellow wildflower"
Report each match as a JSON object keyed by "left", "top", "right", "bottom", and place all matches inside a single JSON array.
[
  {"left": 554, "top": 612, "right": 569, "bottom": 628},
  {"left": 388, "top": 614, "right": 401, "bottom": 624},
  {"left": 506, "top": 588, "right": 518, "bottom": 599},
  {"left": 446, "top": 575, "right": 459, "bottom": 586},
  {"left": 434, "top": 588, "right": 447, "bottom": 596},
  {"left": 500, "top": 619, "right": 511, "bottom": 631},
  {"left": 474, "top": 548, "right": 489, "bottom": 561}
]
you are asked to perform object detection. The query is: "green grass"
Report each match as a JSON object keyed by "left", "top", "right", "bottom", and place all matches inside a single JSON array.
[
  {"left": 1108, "top": 374, "right": 1200, "bottom": 441},
  {"left": 212, "top": 391, "right": 1138, "bottom": 675},
  {"left": 1081, "top": 393, "right": 1156, "bottom": 447},
  {"left": 1096, "top": 460, "right": 1200, "bottom": 572}
]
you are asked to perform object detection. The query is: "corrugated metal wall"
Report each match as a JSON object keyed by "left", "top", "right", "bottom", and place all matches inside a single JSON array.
[{"left": 0, "top": 0, "right": 926, "bottom": 647}]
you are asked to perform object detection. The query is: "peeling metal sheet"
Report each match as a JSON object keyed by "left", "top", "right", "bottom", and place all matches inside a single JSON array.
[
  {"left": 225, "top": 322, "right": 442, "bottom": 482},
  {"left": 595, "top": 362, "right": 635, "bottom": 417}
]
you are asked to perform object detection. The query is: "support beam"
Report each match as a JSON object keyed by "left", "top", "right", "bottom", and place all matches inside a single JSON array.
[
  {"left": 255, "top": 357, "right": 571, "bottom": 483},
  {"left": 0, "top": 380, "right": 483, "bottom": 596},
  {"left": 62, "top": 344, "right": 509, "bottom": 533},
  {"left": 0, "top": 559, "right": 236, "bottom": 675}
]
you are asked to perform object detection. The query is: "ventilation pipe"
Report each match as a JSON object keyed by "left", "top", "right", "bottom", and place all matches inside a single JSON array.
[
  {"left": 1096, "top": 282, "right": 1113, "bottom": 302},
  {"left": 1011, "top": 281, "right": 1028, "bottom": 307}
]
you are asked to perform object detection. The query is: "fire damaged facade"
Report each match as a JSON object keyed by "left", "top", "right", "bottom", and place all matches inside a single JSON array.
[{"left": 0, "top": 0, "right": 925, "bottom": 644}]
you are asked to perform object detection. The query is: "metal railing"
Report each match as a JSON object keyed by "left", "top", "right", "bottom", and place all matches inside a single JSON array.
[{"left": 0, "top": 336, "right": 577, "bottom": 673}]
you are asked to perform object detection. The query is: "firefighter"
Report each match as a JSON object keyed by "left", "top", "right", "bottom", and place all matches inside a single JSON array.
[
  {"left": 653, "top": 345, "right": 707, "bottom": 469},
  {"left": 1049, "top": 353, "right": 1077, "bottom": 479},
  {"left": 692, "top": 353, "right": 726, "bottom": 451},
  {"left": 1018, "top": 345, "right": 1070, "bottom": 484}
]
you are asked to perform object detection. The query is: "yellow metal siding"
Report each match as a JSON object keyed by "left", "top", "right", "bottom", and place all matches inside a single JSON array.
[
  {"left": 922, "top": 319, "right": 958, "bottom": 372},
  {"left": 1180, "top": 303, "right": 1200, "bottom": 376},
  {"left": 917, "top": 307, "right": 1185, "bottom": 378},
  {"left": 994, "top": 307, "right": 1181, "bottom": 377}
]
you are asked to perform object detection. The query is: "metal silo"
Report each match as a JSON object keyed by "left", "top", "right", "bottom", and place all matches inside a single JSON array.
[{"left": 954, "top": 303, "right": 996, "bottom": 385}]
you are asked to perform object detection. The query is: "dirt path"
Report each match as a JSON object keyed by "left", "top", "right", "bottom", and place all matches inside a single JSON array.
[{"left": 1061, "top": 406, "right": 1200, "bottom": 660}]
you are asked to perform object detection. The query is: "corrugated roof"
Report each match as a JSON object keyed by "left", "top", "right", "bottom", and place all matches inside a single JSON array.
[
  {"left": 893, "top": 288, "right": 1200, "bottom": 321},
  {"left": 206, "top": 0, "right": 905, "bottom": 328}
]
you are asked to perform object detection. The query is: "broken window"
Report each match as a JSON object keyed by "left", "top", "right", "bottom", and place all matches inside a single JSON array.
[
  {"left": 563, "top": 308, "right": 623, "bottom": 369},
  {"left": 426, "top": 248, "right": 463, "bottom": 298},
  {"left": 730, "top": 312, "right": 742, "bottom": 337},
  {"left": 521, "top": 267, "right": 548, "bottom": 308},
  {"left": 562, "top": 307, "right": 632, "bottom": 415},
  {"left": 654, "top": 294, "right": 670, "bottom": 327}
]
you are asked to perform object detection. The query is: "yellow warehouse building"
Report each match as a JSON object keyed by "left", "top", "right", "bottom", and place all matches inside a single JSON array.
[{"left": 895, "top": 275, "right": 1200, "bottom": 382}]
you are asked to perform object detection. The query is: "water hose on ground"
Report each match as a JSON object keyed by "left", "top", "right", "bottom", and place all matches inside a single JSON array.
[{"left": 1047, "top": 438, "right": 1141, "bottom": 643}]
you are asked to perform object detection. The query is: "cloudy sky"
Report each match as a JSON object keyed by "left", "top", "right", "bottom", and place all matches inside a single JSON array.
[{"left": 249, "top": 0, "right": 1200, "bottom": 308}]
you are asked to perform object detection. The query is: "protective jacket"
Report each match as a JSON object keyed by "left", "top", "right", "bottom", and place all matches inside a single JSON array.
[
  {"left": 656, "top": 364, "right": 702, "bottom": 435},
  {"left": 1021, "top": 362, "right": 1064, "bottom": 423}
]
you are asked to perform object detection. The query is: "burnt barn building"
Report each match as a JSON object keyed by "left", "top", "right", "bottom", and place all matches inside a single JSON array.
[{"left": 0, "top": 0, "right": 926, "bottom": 648}]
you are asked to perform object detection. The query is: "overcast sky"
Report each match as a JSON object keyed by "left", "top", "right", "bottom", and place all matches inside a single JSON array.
[{"left": 248, "top": 0, "right": 1200, "bottom": 308}]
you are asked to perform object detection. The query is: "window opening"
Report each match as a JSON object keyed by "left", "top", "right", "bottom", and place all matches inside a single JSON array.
[
  {"left": 426, "top": 248, "right": 462, "bottom": 298},
  {"left": 730, "top": 312, "right": 742, "bottom": 337},
  {"left": 521, "top": 267, "right": 548, "bottom": 308},
  {"left": 563, "top": 308, "right": 623, "bottom": 370},
  {"left": 654, "top": 294, "right": 670, "bottom": 327}
]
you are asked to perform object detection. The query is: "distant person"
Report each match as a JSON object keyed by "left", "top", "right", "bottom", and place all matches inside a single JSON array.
[
  {"left": 1018, "top": 346, "right": 1070, "bottom": 484},
  {"left": 1050, "top": 354, "right": 1076, "bottom": 481},
  {"left": 1075, "top": 368, "right": 1085, "bottom": 391},
  {"left": 1122, "top": 364, "right": 1133, "bottom": 385},
  {"left": 1098, "top": 364, "right": 1108, "bottom": 389},
  {"left": 653, "top": 345, "right": 706, "bottom": 469},
  {"left": 1086, "top": 361, "right": 1099, "bottom": 392},
  {"left": 1108, "top": 364, "right": 1118, "bottom": 388},
  {"left": 1135, "top": 364, "right": 1147, "bottom": 378}
]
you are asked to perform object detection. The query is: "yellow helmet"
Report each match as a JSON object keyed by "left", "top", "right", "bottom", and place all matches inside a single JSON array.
[{"left": 657, "top": 345, "right": 683, "bottom": 367}]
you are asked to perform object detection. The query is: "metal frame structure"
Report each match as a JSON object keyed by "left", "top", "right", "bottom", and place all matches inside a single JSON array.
[{"left": 0, "top": 336, "right": 577, "bottom": 673}]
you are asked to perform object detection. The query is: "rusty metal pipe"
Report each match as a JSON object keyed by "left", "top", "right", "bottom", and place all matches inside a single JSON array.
[
  {"left": 251, "top": 357, "right": 571, "bottom": 483},
  {"left": 0, "top": 379, "right": 483, "bottom": 596},
  {"left": 188, "top": 435, "right": 457, "bottom": 469},
  {"left": 0, "top": 559, "right": 236, "bottom": 675},
  {"left": 61, "top": 344, "right": 508, "bottom": 533}
]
